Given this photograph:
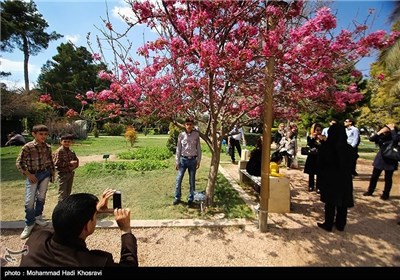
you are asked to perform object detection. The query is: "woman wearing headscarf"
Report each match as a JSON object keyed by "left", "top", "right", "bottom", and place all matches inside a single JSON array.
[
  {"left": 304, "top": 123, "right": 323, "bottom": 192},
  {"left": 317, "top": 123, "right": 354, "bottom": 232}
]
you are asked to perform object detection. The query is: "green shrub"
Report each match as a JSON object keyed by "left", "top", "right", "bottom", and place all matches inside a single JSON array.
[
  {"left": 82, "top": 160, "right": 169, "bottom": 174},
  {"left": 244, "top": 132, "right": 262, "bottom": 147},
  {"left": 124, "top": 125, "right": 138, "bottom": 147},
  {"left": 92, "top": 127, "right": 99, "bottom": 138},
  {"left": 103, "top": 122, "right": 125, "bottom": 136},
  {"left": 118, "top": 147, "right": 172, "bottom": 160},
  {"left": 167, "top": 123, "right": 181, "bottom": 153}
]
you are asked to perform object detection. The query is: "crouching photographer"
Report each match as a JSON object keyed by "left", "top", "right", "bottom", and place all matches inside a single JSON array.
[{"left": 20, "top": 188, "right": 138, "bottom": 267}]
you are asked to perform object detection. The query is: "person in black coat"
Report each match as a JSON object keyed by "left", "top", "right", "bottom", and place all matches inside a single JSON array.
[
  {"left": 363, "top": 123, "right": 399, "bottom": 200},
  {"left": 246, "top": 137, "right": 263, "bottom": 176},
  {"left": 317, "top": 123, "right": 354, "bottom": 232},
  {"left": 304, "top": 123, "right": 324, "bottom": 192}
]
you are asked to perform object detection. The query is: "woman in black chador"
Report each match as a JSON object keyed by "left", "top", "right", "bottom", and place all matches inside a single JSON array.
[{"left": 317, "top": 123, "right": 354, "bottom": 232}]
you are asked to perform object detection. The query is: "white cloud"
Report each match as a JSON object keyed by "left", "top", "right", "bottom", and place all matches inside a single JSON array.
[
  {"left": 0, "top": 58, "right": 40, "bottom": 90},
  {"left": 65, "top": 34, "right": 80, "bottom": 44},
  {"left": 112, "top": 2, "right": 137, "bottom": 24}
]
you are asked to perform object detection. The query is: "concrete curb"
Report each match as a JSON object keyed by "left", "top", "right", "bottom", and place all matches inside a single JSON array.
[{"left": 0, "top": 218, "right": 255, "bottom": 229}]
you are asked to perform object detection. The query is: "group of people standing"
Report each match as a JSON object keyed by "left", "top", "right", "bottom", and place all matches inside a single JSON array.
[
  {"left": 302, "top": 119, "right": 399, "bottom": 231},
  {"left": 16, "top": 125, "right": 81, "bottom": 239}
]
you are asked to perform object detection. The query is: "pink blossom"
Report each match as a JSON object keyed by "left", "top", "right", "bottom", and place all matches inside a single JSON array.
[
  {"left": 92, "top": 53, "right": 101, "bottom": 61},
  {"left": 66, "top": 109, "right": 78, "bottom": 118}
]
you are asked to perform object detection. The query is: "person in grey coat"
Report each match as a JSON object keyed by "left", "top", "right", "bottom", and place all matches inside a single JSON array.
[
  {"left": 317, "top": 123, "right": 354, "bottom": 232},
  {"left": 363, "top": 123, "right": 399, "bottom": 200}
]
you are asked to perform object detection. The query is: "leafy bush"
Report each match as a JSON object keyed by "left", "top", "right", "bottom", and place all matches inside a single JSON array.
[
  {"left": 103, "top": 122, "right": 125, "bottom": 136},
  {"left": 244, "top": 132, "right": 262, "bottom": 147},
  {"left": 82, "top": 160, "right": 169, "bottom": 174},
  {"left": 124, "top": 125, "right": 138, "bottom": 147},
  {"left": 167, "top": 123, "right": 181, "bottom": 153},
  {"left": 118, "top": 147, "right": 172, "bottom": 160},
  {"left": 92, "top": 127, "right": 99, "bottom": 138}
]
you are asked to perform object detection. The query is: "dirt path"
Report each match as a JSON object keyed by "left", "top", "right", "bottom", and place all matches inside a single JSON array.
[{"left": 2, "top": 156, "right": 400, "bottom": 267}]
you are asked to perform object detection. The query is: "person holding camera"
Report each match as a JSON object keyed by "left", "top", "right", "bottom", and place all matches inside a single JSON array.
[
  {"left": 20, "top": 188, "right": 138, "bottom": 267},
  {"left": 363, "top": 123, "right": 399, "bottom": 200}
]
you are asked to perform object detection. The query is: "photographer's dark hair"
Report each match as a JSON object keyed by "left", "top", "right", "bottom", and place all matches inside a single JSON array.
[{"left": 52, "top": 193, "right": 98, "bottom": 240}]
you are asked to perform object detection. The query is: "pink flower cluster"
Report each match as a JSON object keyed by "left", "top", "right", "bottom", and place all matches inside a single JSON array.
[{"left": 82, "top": 0, "right": 397, "bottom": 121}]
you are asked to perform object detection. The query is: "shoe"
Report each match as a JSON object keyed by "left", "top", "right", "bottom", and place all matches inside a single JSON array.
[
  {"left": 173, "top": 199, "right": 181, "bottom": 205},
  {"left": 187, "top": 201, "right": 193, "bottom": 208},
  {"left": 335, "top": 225, "right": 345, "bottom": 232},
  {"left": 353, "top": 171, "right": 358, "bottom": 176},
  {"left": 308, "top": 187, "right": 314, "bottom": 192},
  {"left": 35, "top": 215, "right": 48, "bottom": 226},
  {"left": 231, "top": 160, "right": 236, "bottom": 164},
  {"left": 380, "top": 194, "right": 389, "bottom": 200},
  {"left": 317, "top": 222, "right": 332, "bottom": 232},
  {"left": 363, "top": 191, "right": 373, "bottom": 196},
  {"left": 20, "top": 224, "right": 35, "bottom": 239},
  {"left": 316, "top": 189, "right": 321, "bottom": 194}
]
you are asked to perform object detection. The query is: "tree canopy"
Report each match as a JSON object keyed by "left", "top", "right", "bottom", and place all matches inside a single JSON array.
[
  {"left": 56, "top": 1, "right": 400, "bottom": 203},
  {"left": 0, "top": 0, "right": 62, "bottom": 90},
  {"left": 37, "top": 42, "right": 109, "bottom": 114}
]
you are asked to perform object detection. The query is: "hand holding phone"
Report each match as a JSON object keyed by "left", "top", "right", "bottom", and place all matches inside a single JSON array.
[{"left": 113, "top": 191, "right": 122, "bottom": 209}]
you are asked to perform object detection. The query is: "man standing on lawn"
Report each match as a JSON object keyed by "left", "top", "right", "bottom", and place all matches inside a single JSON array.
[{"left": 173, "top": 117, "right": 202, "bottom": 207}]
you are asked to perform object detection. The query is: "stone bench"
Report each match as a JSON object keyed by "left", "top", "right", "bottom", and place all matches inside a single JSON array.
[{"left": 238, "top": 160, "right": 291, "bottom": 213}]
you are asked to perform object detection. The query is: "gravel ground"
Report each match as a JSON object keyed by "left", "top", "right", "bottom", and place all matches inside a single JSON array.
[{"left": 1, "top": 157, "right": 400, "bottom": 267}]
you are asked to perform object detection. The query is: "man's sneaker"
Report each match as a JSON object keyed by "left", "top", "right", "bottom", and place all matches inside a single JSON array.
[
  {"left": 20, "top": 224, "right": 35, "bottom": 239},
  {"left": 35, "top": 215, "right": 48, "bottom": 226},
  {"left": 173, "top": 199, "right": 181, "bottom": 205}
]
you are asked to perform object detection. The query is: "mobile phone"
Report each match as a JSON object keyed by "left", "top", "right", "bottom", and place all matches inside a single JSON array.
[{"left": 113, "top": 191, "right": 122, "bottom": 209}]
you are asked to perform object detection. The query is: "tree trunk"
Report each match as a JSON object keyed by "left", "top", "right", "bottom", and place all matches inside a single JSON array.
[
  {"left": 205, "top": 145, "right": 221, "bottom": 206},
  {"left": 205, "top": 123, "right": 222, "bottom": 206},
  {"left": 23, "top": 35, "right": 30, "bottom": 91}
]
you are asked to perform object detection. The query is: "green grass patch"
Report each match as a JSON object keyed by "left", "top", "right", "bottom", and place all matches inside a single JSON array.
[{"left": 1, "top": 135, "right": 254, "bottom": 221}]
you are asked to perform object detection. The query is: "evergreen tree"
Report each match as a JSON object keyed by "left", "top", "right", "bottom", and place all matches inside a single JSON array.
[
  {"left": 37, "top": 42, "right": 109, "bottom": 114},
  {"left": 0, "top": 0, "right": 62, "bottom": 91}
]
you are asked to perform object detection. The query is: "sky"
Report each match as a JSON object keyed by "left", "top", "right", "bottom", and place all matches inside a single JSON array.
[{"left": 0, "top": 0, "right": 395, "bottom": 90}]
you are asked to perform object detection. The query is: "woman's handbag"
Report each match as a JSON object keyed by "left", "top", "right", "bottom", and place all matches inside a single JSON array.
[
  {"left": 301, "top": 146, "right": 318, "bottom": 156},
  {"left": 381, "top": 142, "right": 400, "bottom": 161}
]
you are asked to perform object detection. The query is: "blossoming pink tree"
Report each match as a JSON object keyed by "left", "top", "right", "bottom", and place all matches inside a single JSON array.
[{"left": 81, "top": 0, "right": 398, "bottom": 204}]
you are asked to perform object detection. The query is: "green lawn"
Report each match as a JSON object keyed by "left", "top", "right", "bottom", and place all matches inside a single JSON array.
[{"left": 0, "top": 134, "right": 253, "bottom": 221}]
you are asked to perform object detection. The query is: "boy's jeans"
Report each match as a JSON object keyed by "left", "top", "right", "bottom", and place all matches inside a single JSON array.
[
  {"left": 24, "top": 170, "right": 50, "bottom": 226},
  {"left": 175, "top": 158, "right": 197, "bottom": 202}
]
